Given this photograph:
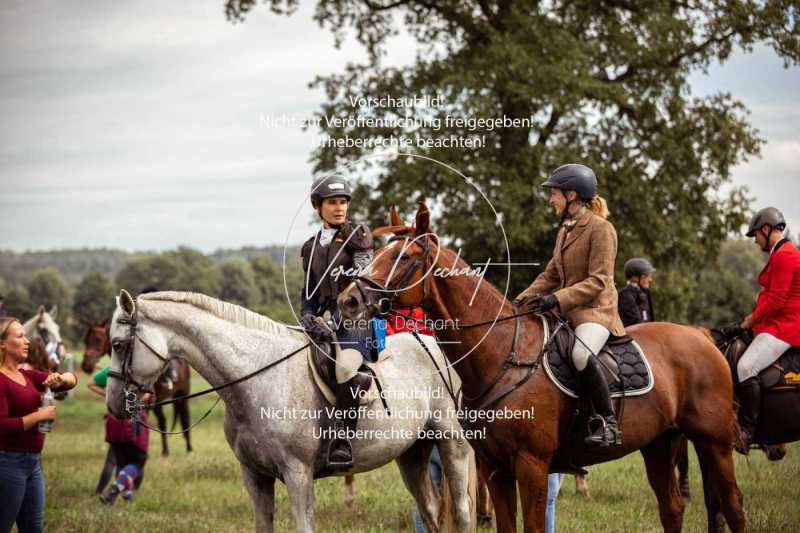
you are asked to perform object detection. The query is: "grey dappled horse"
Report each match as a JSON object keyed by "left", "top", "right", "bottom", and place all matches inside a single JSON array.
[{"left": 105, "top": 290, "right": 473, "bottom": 533}]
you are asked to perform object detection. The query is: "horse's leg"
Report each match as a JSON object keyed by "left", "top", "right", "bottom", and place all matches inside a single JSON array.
[
  {"left": 676, "top": 435, "right": 691, "bottom": 500},
  {"left": 344, "top": 475, "right": 355, "bottom": 510},
  {"left": 177, "top": 399, "right": 192, "bottom": 452},
  {"left": 575, "top": 473, "right": 589, "bottom": 497},
  {"left": 515, "top": 452, "right": 549, "bottom": 533},
  {"left": 240, "top": 464, "right": 276, "bottom": 533},
  {"left": 640, "top": 432, "right": 685, "bottom": 533},
  {"left": 395, "top": 440, "right": 439, "bottom": 533},
  {"left": 436, "top": 438, "right": 473, "bottom": 532},
  {"left": 154, "top": 404, "right": 169, "bottom": 457},
  {"left": 481, "top": 459, "right": 517, "bottom": 533},
  {"left": 282, "top": 460, "right": 315, "bottom": 533},
  {"left": 694, "top": 442, "right": 725, "bottom": 533},
  {"left": 692, "top": 438, "right": 745, "bottom": 533}
]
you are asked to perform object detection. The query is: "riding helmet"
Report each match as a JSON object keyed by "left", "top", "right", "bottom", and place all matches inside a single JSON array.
[
  {"left": 541, "top": 164, "right": 598, "bottom": 200},
  {"left": 310, "top": 175, "right": 352, "bottom": 208},
  {"left": 624, "top": 258, "right": 656, "bottom": 279},
  {"left": 746, "top": 207, "right": 786, "bottom": 237}
]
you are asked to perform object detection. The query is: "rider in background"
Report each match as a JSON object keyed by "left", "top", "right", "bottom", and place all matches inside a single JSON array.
[
  {"left": 299, "top": 175, "right": 374, "bottom": 468},
  {"left": 89, "top": 366, "right": 150, "bottom": 505},
  {"left": 737, "top": 207, "right": 800, "bottom": 451},
  {"left": 618, "top": 258, "right": 656, "bottom": 327},
  {"left": 514, "top": 163, "right": 626, "bottom": 447}
]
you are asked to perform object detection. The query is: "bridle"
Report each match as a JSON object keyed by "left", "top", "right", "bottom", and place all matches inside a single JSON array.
[
  {"left": 353, "top": 234, "right": 434, "bottom": 316},
  {"left": 107, "top": 310, "right": 171, "bottom": 416}
]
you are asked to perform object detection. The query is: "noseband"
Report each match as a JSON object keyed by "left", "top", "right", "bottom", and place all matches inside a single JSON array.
[
  {"left": 354, "top": 235, "right": 433, "bottom": 315},
  {"left": 107, "top": 310, "right": 170, "bottom": 416}
]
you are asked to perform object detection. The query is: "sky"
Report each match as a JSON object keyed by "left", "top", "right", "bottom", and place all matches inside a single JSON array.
[{"left": 0, "top": 1, "right": 798, "bottom": 253}]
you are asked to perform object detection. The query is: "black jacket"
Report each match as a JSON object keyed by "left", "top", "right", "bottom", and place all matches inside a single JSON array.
[
  {"left": 618, "top": 283, "right": 655, "bottom": 327},
  {"left": 300, "top": 221, "right": 373, "bottom": 317}
]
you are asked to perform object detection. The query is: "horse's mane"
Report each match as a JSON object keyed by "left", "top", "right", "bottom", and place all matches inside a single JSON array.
[{"left": 139, "top": 291, "right": 304, "bottom": 339}]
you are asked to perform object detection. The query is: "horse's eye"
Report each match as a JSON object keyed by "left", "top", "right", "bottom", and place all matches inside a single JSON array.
[
  {"left": 111, "top": 340, "right": 124, "bottom": 351},
  {"left": 399, "top": 254, "right": 410, "bottom": 261}
]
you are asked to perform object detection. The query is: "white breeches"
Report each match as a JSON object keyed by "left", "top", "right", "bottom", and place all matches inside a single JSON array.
[
  {"left": 737, "top": 333, "right": 791, "bottom": 382},
  {"left": 572, "top": 322, "right": 610, "bottom": 371}
]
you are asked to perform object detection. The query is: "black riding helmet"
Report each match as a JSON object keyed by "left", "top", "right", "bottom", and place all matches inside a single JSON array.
[
  {"left": 745, "top": 207, "right": 786, "bottom": 237},
  {"left": 624, "top": 258, "right": 656, "bottom": 279},
  {"left": 310, "top": 175, "right": 352, "bottom": 208},
  {"left": 541, "top": 163, "right": 598, "bottom": 200}
]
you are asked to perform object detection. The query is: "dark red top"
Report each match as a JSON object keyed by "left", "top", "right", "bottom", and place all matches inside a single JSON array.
[{"left": 0, "top": 369, "right": 49, "bottom": 453}]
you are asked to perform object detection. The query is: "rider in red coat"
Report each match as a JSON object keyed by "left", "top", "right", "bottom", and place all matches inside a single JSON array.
[{"left": 737, "top": 207, "right": 800, "bottom": 451}]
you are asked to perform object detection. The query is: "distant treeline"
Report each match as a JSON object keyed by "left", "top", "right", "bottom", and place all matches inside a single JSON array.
[
  {"left": 0, "top": 239, "right": 773, "bottom": 347},
  {"left": 0, "top": 245, "right": 303, "bottom": 345}
]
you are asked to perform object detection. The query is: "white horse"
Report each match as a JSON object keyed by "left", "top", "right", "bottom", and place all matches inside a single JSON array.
[
  {"left": 23, "top": 306, "right": 75, "bottom": 398},
  {"left": 105, "top": 290, "right": 474, "bottom": 532}
]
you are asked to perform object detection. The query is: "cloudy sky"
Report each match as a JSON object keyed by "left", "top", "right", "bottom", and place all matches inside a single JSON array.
[{"left": 1, "top": 1, "right": 797, "bottom": 252}]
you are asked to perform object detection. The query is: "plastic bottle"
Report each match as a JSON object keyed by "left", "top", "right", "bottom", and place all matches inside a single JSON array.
[{"left": 38, "top": 387, "right": 55, "bottom": 433}]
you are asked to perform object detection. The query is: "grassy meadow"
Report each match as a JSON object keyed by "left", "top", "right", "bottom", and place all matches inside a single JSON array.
[{"left": 38, "top": 373, "right": 800, "bottom": 532}]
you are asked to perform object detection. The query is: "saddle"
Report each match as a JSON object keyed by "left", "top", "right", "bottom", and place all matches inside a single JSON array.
[
  {"left": 715, "top": 329, "right": 800, "bottom": 390},
  {"left": 541, "top": 313, "right": 654, "bottom": 398},
  {"left": 308, "top": 342, "right": 397, "bottom": 408}
]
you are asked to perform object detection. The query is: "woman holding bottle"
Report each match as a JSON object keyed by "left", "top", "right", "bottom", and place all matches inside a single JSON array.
[{"left": 0, "top": 316, "right": 77, "bottom": 533}]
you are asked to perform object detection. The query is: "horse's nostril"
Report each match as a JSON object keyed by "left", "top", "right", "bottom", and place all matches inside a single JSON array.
[{"left": 344, "top": 296, "right": 358, "bottom": 309}]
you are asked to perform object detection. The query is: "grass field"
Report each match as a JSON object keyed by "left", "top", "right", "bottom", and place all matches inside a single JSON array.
[{"left": 39, "top": 373, "right": 800, "bottom": 532}]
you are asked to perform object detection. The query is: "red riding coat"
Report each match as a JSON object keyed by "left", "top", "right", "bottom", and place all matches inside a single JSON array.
[
  {"left": 385, "top": 307, "right": 433, "bottom": 336},
  {"left": 752, "top": 239, "right": 800, "bottom": 346}
]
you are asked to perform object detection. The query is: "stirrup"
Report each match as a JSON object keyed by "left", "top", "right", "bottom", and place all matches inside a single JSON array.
[
  {"left": 585, "top": 414, "right": 622, "bottom": 447},
  {"left": 327, "top": 438, "right": 353, "bottom": 468}
]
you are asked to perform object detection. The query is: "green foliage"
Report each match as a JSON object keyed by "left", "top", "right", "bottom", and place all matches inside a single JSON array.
[
  {"left": 3, "top": 284, "right": 35, "bottom": 319},
  {"left": 227, "top": 0, "right": 800, "bottom": 296},
  {"left": 220, "top": 259, "right": 258, "bottom": 307},
  {"left": 115, "top": 247, "right": 222, "bottom": 296},
  {"left": 27, "top": 268, "right": 71, "bottom": 315},
  {"left": 72, "top": 272, "right": 116, "bottom": 323}
]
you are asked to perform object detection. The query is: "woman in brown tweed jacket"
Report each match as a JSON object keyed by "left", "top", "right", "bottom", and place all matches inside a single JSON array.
[{"left": 514, "top": 163, "right": 626, "bottom": 448}]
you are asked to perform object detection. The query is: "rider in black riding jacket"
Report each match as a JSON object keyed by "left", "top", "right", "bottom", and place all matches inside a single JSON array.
[{"left": 299, "top": 175, "right": 374, "bottom": 468}]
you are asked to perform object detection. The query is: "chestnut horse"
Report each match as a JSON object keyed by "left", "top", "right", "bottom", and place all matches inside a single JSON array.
[
  {"left": 81, "top": 319, "right": 193, "bottom": 456},
  {"left": 338, "top": 204, "right": 745, "bottom": 533}
]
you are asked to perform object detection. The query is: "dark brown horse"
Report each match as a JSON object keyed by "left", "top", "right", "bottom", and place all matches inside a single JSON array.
[
  {"left": 81, "top": 319, "right": 193, "bottom": 456},
  {"left": 672, "top": 326, "right": 792, "bottom": 499},
  {"left": 338, "top": 203, "right": 745, "bottom": 533}
]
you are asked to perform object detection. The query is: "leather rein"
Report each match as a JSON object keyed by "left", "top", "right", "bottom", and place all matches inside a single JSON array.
[
  {"left": 351, "top": 235, "right": 556, "bottom": 414},
  {"left": 106, "top": 308, "right": 310, "bottom": 432}
]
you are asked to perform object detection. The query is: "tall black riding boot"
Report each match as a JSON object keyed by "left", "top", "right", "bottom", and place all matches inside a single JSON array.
[
  {"left": 735, "top": 377, "right": 761, "bottom": 454},
  {"left": 328, "top": 374, "right": 368, "bottom": 468},
  {"left": 578, "top": 356, "right": 621, "bottom": 447}
]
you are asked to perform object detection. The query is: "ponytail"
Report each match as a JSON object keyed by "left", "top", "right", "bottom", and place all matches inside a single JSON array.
[{"left": 588, "top": 196, "right": 609, "bottom": 219}]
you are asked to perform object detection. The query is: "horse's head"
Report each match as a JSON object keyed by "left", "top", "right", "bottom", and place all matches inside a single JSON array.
[
  {"left": 81, "top": 318, "right": 110, "bottom": 374},
  {"left": 23, "top": 306, "right": 63, "bottom": 369},
  {"left": 106, "top": 290, "right": 170, "bottom": 419},
  {"left": 338, "top": 203, "right": 440, "bottom": 322}
]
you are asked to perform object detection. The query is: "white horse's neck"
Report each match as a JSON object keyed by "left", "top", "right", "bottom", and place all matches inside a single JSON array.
[{"left": 138, "top": 298, "right": 307, "bottom": 404}]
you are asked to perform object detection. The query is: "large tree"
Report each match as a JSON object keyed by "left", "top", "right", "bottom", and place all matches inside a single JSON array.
[{"left": 228, "top": 0, "right": 797, "bottom": 315}]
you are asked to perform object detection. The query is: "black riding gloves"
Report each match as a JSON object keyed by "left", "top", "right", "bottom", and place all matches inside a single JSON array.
[{"left": 513, "top": 294, "right": 558, "bottom": 313}]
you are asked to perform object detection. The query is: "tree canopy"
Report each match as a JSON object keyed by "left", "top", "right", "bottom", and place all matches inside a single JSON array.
[{"left": 227, "top": 0, "right": 797, "bottom": 318}]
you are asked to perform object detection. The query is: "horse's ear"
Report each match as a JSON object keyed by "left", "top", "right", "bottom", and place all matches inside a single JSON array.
[
  {"left": 119, "top": 290, "right": 136, "bottom": 317},
  {"left": 414, "top": 202, "right": 431, "bottom": 236},
  {"left": 389, "top": 205, "right": 403, "bottom": 227},
  {"left": 49, "top": 305, "right": 58, "bottom": 319},
  {"left": 37, "top": 305, "right": 45, "bottom": 316}
]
